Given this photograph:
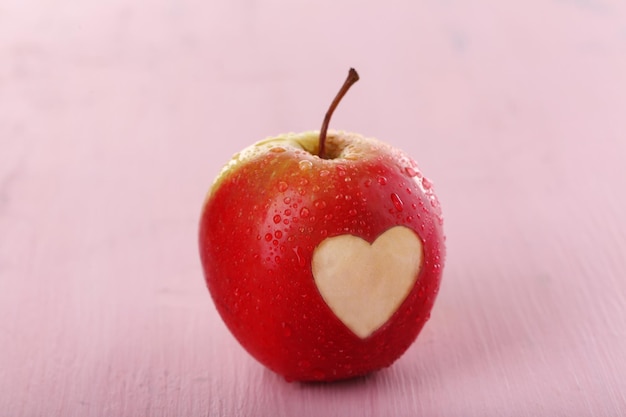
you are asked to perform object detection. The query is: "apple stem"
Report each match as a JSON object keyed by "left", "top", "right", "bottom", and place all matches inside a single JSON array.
[{"left": 318, "top": 68, "right": 360, "bottom": 159}]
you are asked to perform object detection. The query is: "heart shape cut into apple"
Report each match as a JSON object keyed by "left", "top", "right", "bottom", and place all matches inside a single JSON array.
[{"left": 312, "top": 226, "right": 423, "bottom": 339}]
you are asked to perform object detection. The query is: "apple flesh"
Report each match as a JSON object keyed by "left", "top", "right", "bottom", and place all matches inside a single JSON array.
[{"left": 199, "top": 130, "right": 445, "bottom": 382}]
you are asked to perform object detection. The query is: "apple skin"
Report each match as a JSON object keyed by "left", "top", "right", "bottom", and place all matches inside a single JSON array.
[{"left": 199, "top": 130, "right": 445, "bottom": 382}]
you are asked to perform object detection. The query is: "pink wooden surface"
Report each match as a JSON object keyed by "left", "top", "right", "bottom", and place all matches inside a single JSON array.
[{"left": 2, "top": 0, "right": 626, "bottom": 415}]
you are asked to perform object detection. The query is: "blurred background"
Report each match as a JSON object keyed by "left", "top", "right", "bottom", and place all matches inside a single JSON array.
[{"left": 1, "top": 0, "right": 626, "bottom": 415}]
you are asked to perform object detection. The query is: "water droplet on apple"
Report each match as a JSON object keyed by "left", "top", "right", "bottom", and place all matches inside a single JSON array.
[
  {"left": 348, "top": 209, "right": 358, "bottom": 216},
  {"left": 314, "top": 200, "right": 326, "bottom": 209},
  {"left": 438, "top": 215, "right": 444, "bottom": 225},
  {"left": 293, "top": 246, "right": 306, "bottom": 267},
  {"left": 278, "top": 181, "right": 289, "bottom": 192},
  {"left": 274, "top": 255, "right": 282, "bottom": 264},
  {"left": 283, "top": 197, "right": 291, "bottom": 204},
  {"left": 344, "top": 176, "right": 352, "bottom": 182},
  {"left": 299, "top": 160, "right": 313, "bottom": 171},
  {"left": 405, "top": 166, "right": 418, "bottom": 177},
  {"left": 300, "top": 207, "right": 310, "bottom": 218},
  {"left": 274, "top": 230, "right": 283, "bottom": 239},
  {"left": 391, "top": 193, "right": 404, "bottom": 211},
  {"left": 417, "top": 287, "right": 426, "bottom": 299},
  {"left": 377, "top": 176, "right": 388, "bottom": 185},
  {"left": 319, "top": 169, "right": 330, "bottom": 177},
  {"left": 273, "top": 214, "right": 282, "bottom": 224},
  {"left": 264, "top": 233, "right": 272, "bottom": 241},
  {"left": 406, "top": 215, "right": 414, "bottom": 222},
  {"left": 422, "top": 177, "right": 433, "bottom": 190},
  {"left": 281, "top": 322, "right": 292, "bottom": 337},
  {"left": 336, "top": 165, "right": 347, "bottom": 176},
  {"left": 364, "top": 179, "right": 372, "bottom": 187},
  {"left": 271, "top": 146, "right": 286, "bottom": 153}
]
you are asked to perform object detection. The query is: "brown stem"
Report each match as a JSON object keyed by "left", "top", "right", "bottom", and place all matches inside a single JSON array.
[{"left": 318, "top": 68, "right": 360, "bottom": 159}]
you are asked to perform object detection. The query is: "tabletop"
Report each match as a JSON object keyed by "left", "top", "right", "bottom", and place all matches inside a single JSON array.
[{"left": 2, "top": 0, "right": 626, "bottom": 416}]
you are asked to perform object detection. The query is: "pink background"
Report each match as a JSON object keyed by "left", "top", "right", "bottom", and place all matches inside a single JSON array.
[{"left": 2, "top": 0, "right": 626, "bottom": 415}]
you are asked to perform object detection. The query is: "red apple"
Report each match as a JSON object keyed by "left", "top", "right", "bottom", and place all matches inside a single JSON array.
[{"left": 199, "top": 69, "right": 445, "bottom": 382}]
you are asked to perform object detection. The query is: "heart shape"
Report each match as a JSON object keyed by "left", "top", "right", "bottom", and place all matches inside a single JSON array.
[{"left": 311, "top": 226, "right": 423, "bottom": 339}]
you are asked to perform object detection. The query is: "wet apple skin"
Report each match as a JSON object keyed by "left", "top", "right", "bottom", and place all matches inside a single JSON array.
[{"left": 199, "top": 135, "right": 445, "bottom": 382}]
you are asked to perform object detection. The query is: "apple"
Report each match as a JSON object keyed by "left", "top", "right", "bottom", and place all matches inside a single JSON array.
[{"left": 199, "top": 69, "right": 445, "bottom": 382}]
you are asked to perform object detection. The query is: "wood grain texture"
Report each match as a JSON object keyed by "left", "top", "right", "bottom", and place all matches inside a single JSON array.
[{"left": 1, "top": 0, "right": 626, "bottom": 415}]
